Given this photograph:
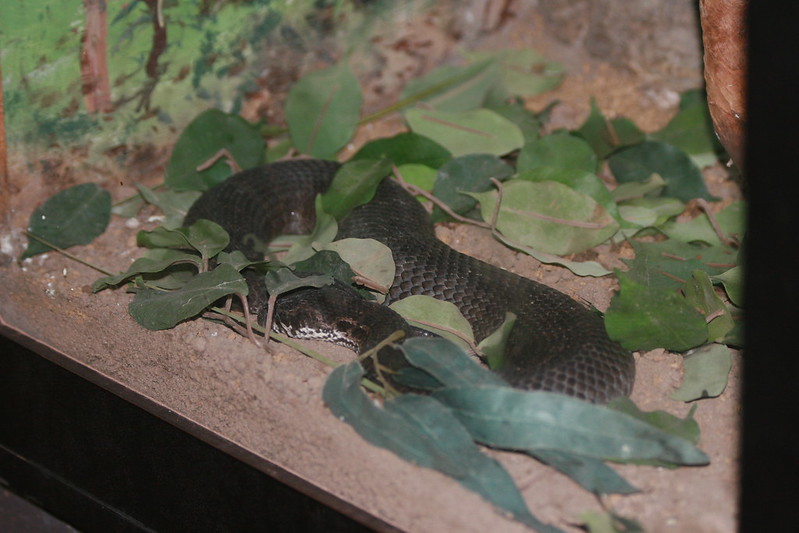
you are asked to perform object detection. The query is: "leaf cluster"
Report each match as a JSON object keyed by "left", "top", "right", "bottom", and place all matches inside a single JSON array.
[{"left": 325, "top": 338, "right": 707, "bottom": 532}]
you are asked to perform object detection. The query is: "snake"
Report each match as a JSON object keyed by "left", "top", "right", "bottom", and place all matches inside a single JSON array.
[{"left": 184, "top": 159, "right": 635, "bottom": 403}]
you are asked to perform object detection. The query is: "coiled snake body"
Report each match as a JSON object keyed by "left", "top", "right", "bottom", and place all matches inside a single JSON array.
[{"left": 185, "top": 159, "right": 635, "bottom": 403}]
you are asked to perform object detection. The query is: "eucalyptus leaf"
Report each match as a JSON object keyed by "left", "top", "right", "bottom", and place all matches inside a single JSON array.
[
  {"left": 129, "top": 264, "right": 247, "bottom": 330},
  {"left": 387, "top": 395, "right": 561, "bottom": 532},
  {"left": 321, "top": 159, "right": 392, "bottom": 221},
  {"left": 516, "top": 167, "right": 620, "bottom": 223},
  {"left": 23, "top": 183, "right": 111, "bottom": 259},
  {"left": 650, "top": 89, "right": 722, "bottom": 168},
  {"left": 432, "top": 154, "right": 514, "bottom": 220},
  {"left": 470, "top": 180, "right": 618, "bottom": 255},
  {"left": 164, "top": 109, "right": 264, "bottom": 191},
  {"left": 134, "top": 184, "right": 202, "bottom": 229},
  {"left": 605, "top": 273, "right": 708, "bottom": 352},
  {"left": 488, "top": 101, "right": 541, "bottom": 143},
  {"left": 400, "top": 60, "right": 500, "bottom": 112},
  {"left": 683, "top": 270, "right": 735, "bottom": 342},
  {"left": 660, "top": 201, "right": 745, "bottom": 246},
  {"left": 608, "top": 141, "right": 716, "bottom": 202},
  {"left": 490, "top": 232, "right": 612, "bottom": 277},
  {"left": 577, "top": 99, "right": 645, "bottom": 158},
  {"left": 466, "top": 48, "right": 564, "bottom": 97},
  {"left": 351, "top": 132, "right": 451, "bottom": 168},
  {"left": 608, "top": 397, "right": 700, "bottom": 444},
  {"left": 477, "top": 312, "right": 516, "bottom": 370},
  {"left": 617, "top": 197, "right": 684, "bottom": 228},
  {"left": 517, "top": 133, "right": 598, "bottom": 174},
  {"left": 672, "top": 344, "right": 732, "bottom": 401},
  {"left": 617, "top": 205, "right": 658, "bottom": 228},
  {"left": 431, "top": 386, "right": 709, "bottom": 465},
  {"left": 399, "top": 337, "right": 507, "bottom": 389},
  {"left": 92, "top": 248, "right": 202, "bottom": 292},
  {"left": 396, "top": 164, "right": 438, "bottom": 195},
  {"left": 389, "top": 298, "right": 475, "bottom": 352},
  {"left": 323, "top": 362, "right": 560, "bottom": 533},
  {"left": 323, "top": 238, "right": 395, "bottom": 294},
  {"left": 610, "top": 174, "right": 667, "bottom": 202},
  {"left": 263, "top": 268, "right": 333, "bottom": 296},
  {"left": 712, "top": 266, "right": 743, "bottom": 307},
  {"left": 216, "top": 250, "right": 270, "bottom": 273},
  {"left": 405, "top": 108, "right": 524, "bottom": 157},
  {"left": 622, "top": 240, "right": 738, "bottom": 291},
  {"left": 531, "top": 449, "right": 638, "bottom": 495},
  {"left": 285, "top": 64, "right": 363, "bottom": 158},
  {"left": 137, "top": 219, "right": 230, "bottom": 263},
  {"left": 293, "top": 250, "right": 359, "bottom": 288}
]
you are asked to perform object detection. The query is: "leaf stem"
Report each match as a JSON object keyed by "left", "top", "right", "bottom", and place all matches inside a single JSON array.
[{"left": 24, "top": 231, "right": 114, "bottom": 276}]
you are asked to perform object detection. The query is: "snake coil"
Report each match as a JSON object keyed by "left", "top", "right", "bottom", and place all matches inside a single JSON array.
[{"left": 185, "top": 159, "right": 635, "bottom": 403}]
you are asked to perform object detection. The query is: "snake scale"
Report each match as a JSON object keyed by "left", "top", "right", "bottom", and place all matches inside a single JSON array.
[{"left": 184, "top": 159, "right": 635, "bottom": 403}]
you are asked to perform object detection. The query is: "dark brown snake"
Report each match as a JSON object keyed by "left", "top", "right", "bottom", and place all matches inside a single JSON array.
[{"left": 184, "top": 159, "right": 635, "bottom": 403}]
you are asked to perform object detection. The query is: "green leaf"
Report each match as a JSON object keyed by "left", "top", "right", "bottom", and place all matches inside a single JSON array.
[
  {"left": 712, "top": 266, "right": 743, "bottom": 307},
  {"left": 432, "top": 386, "right": 709, "bottom": 465},
  {"left": 400, "top": 60, "right": 501, "bottom": 112},
  {"left": 660, "top": 201, "right": 746, "bottom": 246},
  {"left": 432, "top": 154, "right": 514, "bottom": 220},
  {"left": 351, "top": 132, "right": 451, "bottom": 168},
  {"left": 608, "top": 141, "right": 717, "bottom": 202},
  {"left": 263, "top": 268, "right": 333, "bottom": 296},
  {"left": 517, "top": 133, "right": 598, "bottom": 174},
  {"left": 164, "top": 109, "right": 264, "bottom": 191},
  {"left": 405, "top": 108, "right": 524, "bottom": 157},
  {"left": 531, "top": 449, "right": 638, "bottom": 495},
  {"left": 490, "top": 233, "right": 612, "bottom": 276},
  {"left": 576, "top": 99, "right": 645, "bottom": 158},
  {"left": 389, "top": 297, "right": 475, "bottom": 351},
  {"left": 610, "top": 174, "right": 667, "bottom": 202},
  {"left": 683, "top": 270, "right": 735, "bottom": 342},
  {"left": 466, "top": 48, "right": 564, "bottom": 97},
  {"left": 134, "top": 184, "right": 202, "bottom": 229},
  {"left": 293, "top": 250, "right": 358, "bottom": 287},
  {"left": 395, "top": 164, "right": 438, "bottom": 195},
  {"left": 323, "top": 362, "right": 560, "bottom": 533},
  {"left": 399, "top": 337, "right": 507, "bottom": 388},
  {"left": 477, "top": 312, "right": 516, "bottom": 370},
  {"left": 608, "top": 397, "right": 701, "bottom": 445},
  {"left": 92, "top": 248, "right": 202, "bottom": 292},
  {"left": 605, "top": 273, "right": 708, "bottom": 352},
  {"left": 488, "top": 102, "right": 541, "bottom": 143},
  {"left": 216, "top": 250, "right": 270, "bottom": 273},
  {"left": 129, "top": 264, "right": 247, "bottom": 330},
  {"left": 137, "top": 219, "right": 230, "bottom": 263},
  {"left": 285, "top": 64, "right": 363, "bottom": 158},
  {"left": 617, "top": 205, "right": 657, "bottom": 228},
  {"left": 322, "top": 238, "right": 395, "bottom": 295},
  {"left": 516, "top": 166, "right": 620, "bottom": 223},
  {"left": 23, "top": 183, "right": 111, "bottom": 259},
  {"left": 671, "top": 344, "right": 732, "bottom": 401},
  {"left": 320, "top": 159, "right": 392, "bottom": 221},
  {"left": 470, "top": 180, "right": 618, "bottom": 256},
  {"left": 650, "top": 89, "right": 722, "bottom": 168},
  {"left": 617, "top": 197, "right": 684, "bottom": 228},
  {"left": 622, "top": 239, "right": 738, "bottom": 291}
]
